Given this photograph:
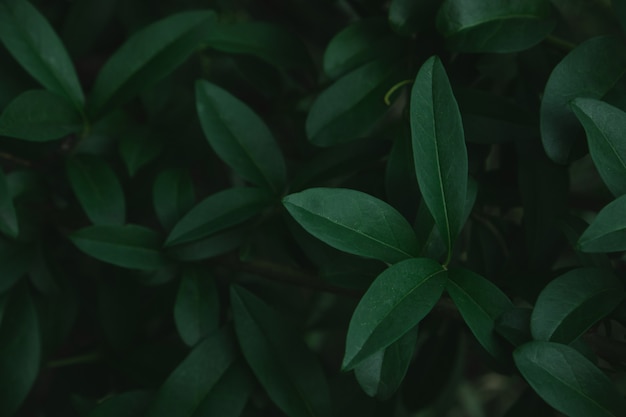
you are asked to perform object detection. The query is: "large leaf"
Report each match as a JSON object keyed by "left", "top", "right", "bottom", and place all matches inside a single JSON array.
[
  {"left": 283, "top": 187, "right": 419, "bottom": 264},
  {"left": 571, "top": 98, "right": 626, "bottom": 197},
  {"left": 195, "top": 80, "right": 287, "bottom": 193},
  {"left": 70, "top": 224, "right": 165, "bottom": 270},
  {"left": 531, "top": 267, "right": 624, "bottom": 344},
  {"left": 89, "top": 11, "right": 216, "bottom": 118},
  {"left": 446, "top": 268, "right": 513, "bottom": 360},
  {"left": 165, "top": 187, "right": 271, "bottom": 247},
  {"left": 0, "top": 0, "right": 84, "bottom": 108},
  {"left": 152, "top": 168, "right": 195, "bottom": 231},
  {"left": 541, "top": 36, "right": 626, "bottom": 164},
  {"left": 514, "top": 341, "right": 626, "bottom": 417},
  {"left": 174, "top": 267, "right": 219, "bottom": 347},
  {"left": 343, "top": 258, "right": 446, "bottom": 370},
  {"left": 0, "top": 166, "right": 18, "bottom": 238},
  {"left": 410, "top": 56, "right": 468, "bottom": 261},
  {"left": 436, "top": 0, "right": 555, "bottom": 53},
  {"left": 578, "top": 194, "right": 626, "bottom": 252},
  {"left": 231, "top": 285, "right": 331, "bottom": 417},
  {"left": 0, "top": 90, "right": 83, "bottom": 141},
  {"left": 66, "top": 154, "right": 126, "bottom": 225}
]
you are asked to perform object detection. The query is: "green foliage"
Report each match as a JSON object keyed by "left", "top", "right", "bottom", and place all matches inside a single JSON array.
[{"left": 0, "top": 1, "right": 625, "bottom": 416}]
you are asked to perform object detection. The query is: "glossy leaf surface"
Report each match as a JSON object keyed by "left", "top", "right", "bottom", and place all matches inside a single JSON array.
[
  {"left": 283, "top": 187, "right": 419, "bottom": 264},
  {"left": 578, "top": 194, "right": 626, "bottom": 252},
  {"left": 174, "top": 268, "right": 219, "bottom": 347},
  {"left": 0, "top": 166, "right": 18, "bottom": 238},
  {"left": 152, "top": 169, "right": 195, "bottom": 231},
  {"left": 343, "top": 258, "right": 446, "bottom": 370}
]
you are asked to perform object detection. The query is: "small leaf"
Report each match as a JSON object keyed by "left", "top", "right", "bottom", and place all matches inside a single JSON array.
[
  {"left": 446, "top": 268, "right": 513, "bottom": 360},
  {"left": 118, "top": 130, "right": 164, "bottom": 177},
  {"left": 0, "top": 0, "right": 84, "bottom": 108},
  {"left": 87, "top": 391, "right": 153, "bottom": 417},
  {"left": 174, "top": 267, "right": 219, "bottom": 347},
  {"left": 0, "top": 90, "right": 83, "bottom": 141},
  {"left": 0, "top": 166, "right": 18, "bottom": 238},
  {"left": 195, "top": 80, "right": 287, "bottom": 193},
  {"left": 70, "top": 224, "right": 165, "bottom": 270},
  {"left": 152, "top": 169, "right": 195, "bottom": 231},
  {"left": 283, "top": 187, "right": 419, "bottom": 264},
  {"left": 89, "top": 11, "right": 216, "bottom": 118},
  {"left": 410, "top": 56, "right": 468, "bottom": 260},
  {"left": 571, "top": 98, "right": 626, "bottom": 197},
  {"left": 541, "top": 36, "right": 626, "bottom": 164},
  {"left": 578, "top": 194, "right": 626, "bottom": 252},
  {"left": 165, "top": 227, "right": 247, "bottom": 262},
  {"left": 166, "top": 187, "right": 271, "bottom": 247},
  {"left": 531, "top": 267, "right": 624, "bottom": 344},
  {"left": 495, "top": 307, "right": 532, "bottom": 347},
  {"left": 66, "top": 155, "right": 126, "bottom": 225},
  {"left": 343, "top": 258, "right": 446, "bottom": 370},
  {"left": 514, "top": 341, "right": 626, "bottom": 417},
  {"left": 231, "top": 285, "right": 331, "bottom": 417}
]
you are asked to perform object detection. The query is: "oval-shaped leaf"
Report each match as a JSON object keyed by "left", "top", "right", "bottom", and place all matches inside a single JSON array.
[
  {"left": 165, "top": 227, "right": 247, "bottom": 262},
  {"left": 410, "top": 56, "right": 468, "bottom": 260},
  {"left": 174, "top": 267, "right": 219, "bottom": 347},
  {"left": 231, "top": 285, "right": 331, "bottom": 417},
  {"left": 283, "top": 187, "right": 419, "bottom": 264},
  {"left": 0, "top": 0, "right": 84, "bottom": 108},
  {"left": 70, "top": 224, "right": 165, "bottom": 270},
  {"left": 541, "top": 36, "right": 626, "bottom": 164},
  {"left": 66, "top": 155, "right": 126, "bottom": 225},
  {"left": 531, "top": 267, "right": 624, "bottom": 343},
  {"left": 89, "top": 11, "right": 216, "bottom": 118},
  {"left": 514, "top": 341, "right": 626, "bottom": 417},
  {"left": 0, "top": 166, "right": 18, "bottom": 238},
  {"left": 195, "top": 80, "right": 287, "bottom": 193},
  {"left": 0, "top": 90, "right": 83, "bottom": 141},
  {"left": 436, "top": 0, "right": 555, "bottom": 53},
  {"left": 152, "top": 168, "right": 195, "bottom": 231},
  {"left": 343, "top": 258, "right": 446, "bottom": 370},
  {"left": 571, "top": 98, "right": 626, "bottom": 197},
  {"left": 87, "top": 391, "right": 153, "bottom": 417},
  {"left": 446, "top": 268, "right": 513, "bottom": 360},
  {"left": 306, "top": 59, "right": 404, "bottom": 146},
  {"left": 166, "top": 187, "right": 271, "bottom": 247},
  {"left": 578, "top": 194, "right": 626, "bottom": 252}
]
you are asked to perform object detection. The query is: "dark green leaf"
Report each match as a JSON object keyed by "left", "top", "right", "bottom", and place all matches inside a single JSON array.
[
  {"left": 66, "top": 155, "right": 126, "bottom": 225},
  {"left": 541, "top": 36, "right": 626, "bottom": 164},
  {"left": 166, "top": 187, "right": 271, "bottom": 247},
  {"left": 343, "top": 258, "right": 446, "bottom": 370},
  {"left": 560, "top": 214, "right": 611, "bottom": 268},
  {"left": 389, "top": 0, "right": 440, "bottom": 36},
  {"left": 495, "top": 307, "right": 532, "bottom": 347},
  {"left": 578, "top": 194, "right": 626, "bottom": 252},
  {"left": 446, "top": 268, "right": 513, "bottom": 359},
  {"left": 152, "top": 169, "right": 195, "bottom": 231},
  {"left": 531, "top": 267, "right": 624, "bottom": 343},
  {"left": 0, "top": 238, "right": 32, "bottom": 293},
  {"left": 174, "top": 267, "right": 219, "bottom": 347},
  {"left": 410, "top": 56, "right": 468, "bottom": 260},
  {"left": 165, "top": 227, "right": 247, "bottom": 262},
  {"left": 436, "top": 0, "right": 555, "bottom": 53},
  {"left": 0, "top": 89, "right": 82, "bottom": 141},
  {"left": 89, "top": 11, "right": 216, "bottom": 118},
  {"left": 283, "top": 187, "right": 419, "bottom": 264},
  {"left": 87, "top": 391, "right": 152, "bottom": 417},
  {"left": 0, "top": 166, "right": 18, "bottom": 238},
  {"left": 615, "top": 0, "right": 626, "bottom": 33},
  {"left": 118, "top": 130, "right": 164, "bottom": 177},
  {"left": 195, "top": 80, "right": 287, "bottom": 193},
  {"left": 70, "top": 224, "right": 165, "bottom": 270},
  {"left": 0, "top": 0, "right": 84, "bottom": 108},
  {"left": 514, "top": 341, "right": 626, "bottom": 417},
  {"left": 231, "top": 285, "right": 331, "bottom": 417}
]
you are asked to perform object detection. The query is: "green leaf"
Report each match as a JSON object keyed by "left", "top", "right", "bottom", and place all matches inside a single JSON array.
[
  {"left": 0, "top": 90, "right": 83, "bottom": 141},
  {"left": 0, "top": 166, "right": 18, "bottom": 238},
  {"left": 446, "top": 268, "right": 513, "bottom": 360},
  {"left": 152, "top": 168, "right": 195, "bottom": 231},
  {"left": 436, "top": 0, "right": 555, "bottom": 53},
  {"left": 354, "top": 325, "right": 418, "bottom": 400},
  {"left": 165, "top": 187, "right": 271, "bottom": 247},
  {"left": 0, "top": 0, "right": 84, "bottom": 108},
  {"left": 118, "top": 130, "right": 164, "bottom": 177},
  {"left": 231, "top": 285, "right": 331, "bottom": 417},
  {"left": 410, "top": 56, "right": 468, "bottom": 260},
  {"left": 560, "top": 214, "right": 611, "bottom": 269},
  {"left": 578, "top": 194, "right": 626, "bottom": 252},
  {"left": 306, "top": 59, "right": 404, "bottom": 146},
  {"left": 541, "top": 36, "right": 626, "bottom": 164},
  {"left": 343, "top": 258, "right": 446, "bottom": 370},
  {"left": 87, "top": 391, "right": 153, "bottom": 417},
  {"left": 89, "top": 11, "right": 216, "bottom": 118},
  {"left": 514, "top": 341, "right": 626, "bottom": 417},
  {"left": 165, "top": 227, "right": 247, "bottom": 262},
  {"left": 174, "top": 267, "right": 219, "bottom": 347},
  {"left": 70, "top": 224, "right": 165, "bottom": 270},
  {"left": 571, "top": 98, "right": 626, "bottom": 197},
  {"left": 389, "top": 0, "right": 441, "bottom": 36},
  {"left": 495, "top": 307, "right": 532, "bottom": 347},
  {"left": 283, "top": 187, "right": 419, "bottom": 264},
  {"left": 531, "top": 267, "right": 624, "bottom": 344},
  {"left": 66, "top": 155, "right": 126, "bottom": 225},
  {"left": 0, "top": 238, "right": 32, "bottom": 293},
  {"left": 0, "top": 285, "right": 40, "bottom": 416},
  {"left": 195, "top": 80, "right": 287, "bottom": 193}
]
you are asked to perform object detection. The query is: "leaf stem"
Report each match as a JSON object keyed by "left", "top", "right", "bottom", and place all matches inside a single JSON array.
[
  {"left": 545, "top": 35, "right": 577, "bottom": 52},
  {"left": 384, "top": 79, "right": 413, "bottom": 105},
  {"left": 46, "top": 351, "right": 103, "bottom": 368}
]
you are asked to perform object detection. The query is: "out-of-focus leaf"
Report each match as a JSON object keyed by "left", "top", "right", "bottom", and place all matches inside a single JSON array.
[
  {"left": 118, "top": 129, "right": 164, "bottom": 177},
  {"left": 389, "top": 0, "right": 441, "bottom": 35},
  {"left": 174, "top": 267, "right": 219, "bottom": 347},
  {"left": 495, "top": 307, "right": 532, "bottom": 347},
  {"left": 560, "top": 214, "right": 611, "bottom": 268},
  {"left": 86, "top": 391, "right": 152, "bottom": 417},
  {"left": 195, "top": 80, "right": 287, "bottom": 193},
  {"left": 385, "top": 126, "right": 420, "bottom": 220},
  {"left": 514, "top": 341, "right": 626, "bottom": 417},
  {"left": 165, "top": 227, "right": 247, "bottom": 262},
  {"left": 152, "top": 168, "right": 195, "bottom": 231},
  {"left": 343, "top": 258, "right": 445, "bottom": 370},
  {"left": 283, "top": 187, "right": 419, "bottom": 264},
  {"left": 0, "top": 166, "right": 18, "bottom": 238},
  {"left": 0, "top": 238, "right": 32, "bottom": 293},
  {"left": 62, "top": 0, "right": 118, "bottom": 57},
  {"left": 578, "top": 194, "right": 626, "bottom": 252}
]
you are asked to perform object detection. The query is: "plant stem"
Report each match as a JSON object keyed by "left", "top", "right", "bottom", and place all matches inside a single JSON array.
[
  {"left": 46, "top": 351, "right": 103, "bottom": 368},
  {"left": 545, "top": 35, "right": 577, "bottom": 52}
]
